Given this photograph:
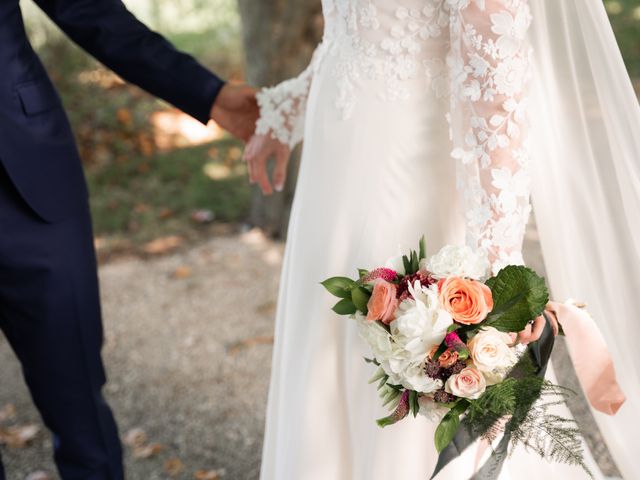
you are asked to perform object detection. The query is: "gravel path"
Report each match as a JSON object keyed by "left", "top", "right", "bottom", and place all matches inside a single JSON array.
[{"left": 0, "top": 227, "right": 620, "bottom": 479}]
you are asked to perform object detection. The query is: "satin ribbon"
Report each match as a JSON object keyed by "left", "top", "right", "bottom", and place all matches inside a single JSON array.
[{"left": 546, "top": 300, "right": 626, "bottom": 415}]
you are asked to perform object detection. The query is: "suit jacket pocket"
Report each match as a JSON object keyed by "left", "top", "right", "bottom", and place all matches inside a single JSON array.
[{"left": 15, "top": 77, "right": 61, "bottom": 116}]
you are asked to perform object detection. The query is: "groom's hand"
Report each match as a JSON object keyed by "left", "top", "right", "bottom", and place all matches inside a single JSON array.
[
  {"left": 210, "top": 84, "right": 259, "bottom": 142},
  {"left": 243, "top": 134, "right": 291, "bottom": 195}
]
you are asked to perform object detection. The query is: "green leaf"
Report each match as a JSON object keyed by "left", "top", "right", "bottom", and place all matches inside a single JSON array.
[
  {"left": 321, "top": 277, "right": 356, "bottom": 299},
  {"left": 357, "top": 268, "right": 369, "bottom": 280},
  {"left": 419, "top": 236, "right": 426, "bottom": 261},
  {"left": 332, "top": 298, "right": 357, "bottom": 315},
  {"left": 432, "top": 342, "right": 448, "bottom": 362},
  {"left": 368, "top": 366, "right": 387, "bottom": 384},
  {"left": 402, "top": 255, "right": 412, "bottom": 275},
  {"left": 484, "top": 266, "right": 549, "bottom": 333},
  {"left": 409, "top": 390, "right": 420, "bottom": 418},
  {"left": 351, "top": 286, "right": 371, "bottom": 314},
  {"left": 434, "top": 400, "right": 469, "bottom": 453}
]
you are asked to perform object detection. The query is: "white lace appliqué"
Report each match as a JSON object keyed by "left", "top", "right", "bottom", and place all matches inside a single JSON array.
[
  {"left": 448, "top": 0, "right": 533, "bottom": 273},
  {"left": 255, "top": 0, "right": 533, "bottom": 274}
]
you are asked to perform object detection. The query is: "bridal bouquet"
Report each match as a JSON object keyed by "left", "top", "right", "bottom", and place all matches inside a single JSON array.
[{"left": 322, "top": 238, "right": 592, "bottom": 476}]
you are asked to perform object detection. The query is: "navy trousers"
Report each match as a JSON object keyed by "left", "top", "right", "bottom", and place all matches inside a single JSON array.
[{"left": 0, "top": 166, "right": 124, "bottom": 479}]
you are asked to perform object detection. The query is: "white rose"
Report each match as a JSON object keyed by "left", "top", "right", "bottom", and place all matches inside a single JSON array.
[
  {"left": 445, "top": 366, "right": 487, "bottom": 399},
  {"left": 422, "top": 245, "right": 490, "bottom": 280},
  {"left": 467, "top": 327, "right": 518, "bottom": 385},
  {"left": 390, "top": 281, "right": 453, "bottom": 363},
  {"left": 418, "top": 395, "right": 450, "bottom": 422}
]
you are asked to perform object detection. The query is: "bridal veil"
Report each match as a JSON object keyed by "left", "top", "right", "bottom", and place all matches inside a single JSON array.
[{"left": 528, "top": 1, "right": 639, "bottom": 477}]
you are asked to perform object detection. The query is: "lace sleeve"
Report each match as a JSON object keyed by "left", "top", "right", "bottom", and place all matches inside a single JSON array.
[
  {"left": 255, "top": 43, "right": 328, "bottom": 150},
  {"left": 447, "top": 0, "right": 534, "bottom": 274}
]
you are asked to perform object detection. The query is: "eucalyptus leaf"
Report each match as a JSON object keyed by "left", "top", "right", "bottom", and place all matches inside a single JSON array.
[{"left": 419, "top": 236, "right": 426, "bottom": 261}]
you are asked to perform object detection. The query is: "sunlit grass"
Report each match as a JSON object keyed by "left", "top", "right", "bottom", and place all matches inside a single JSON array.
[{"left": 87, "top": 137, "right": 250, "bottom": 244}]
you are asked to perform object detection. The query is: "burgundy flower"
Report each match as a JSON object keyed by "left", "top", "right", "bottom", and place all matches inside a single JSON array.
[
  {"left": 433, "top": 390, "right": 456, "bottom": 403},
  {"left": 362, "top": 267, "right": 398, "bottom": 283},
  {"left": 396, "top": 271, "right": 436, "bottom": 300}
]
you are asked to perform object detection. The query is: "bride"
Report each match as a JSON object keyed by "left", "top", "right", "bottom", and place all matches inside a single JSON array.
[{"left": 243, "top": 0, "right": 640, "bottom": 478}]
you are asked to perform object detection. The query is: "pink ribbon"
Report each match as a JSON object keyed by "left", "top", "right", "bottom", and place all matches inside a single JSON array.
[{"left": 546, "top": 300, "right": 626, "bottom": 415}]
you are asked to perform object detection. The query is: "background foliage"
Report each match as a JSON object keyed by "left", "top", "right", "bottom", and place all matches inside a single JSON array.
[{"left": 20, "top": 0, "right": 640, "bottom": 254}]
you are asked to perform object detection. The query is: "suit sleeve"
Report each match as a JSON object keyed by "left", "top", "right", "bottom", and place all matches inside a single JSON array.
[{"left": 34, "top": 0, "right": 225, "bottom": 124}]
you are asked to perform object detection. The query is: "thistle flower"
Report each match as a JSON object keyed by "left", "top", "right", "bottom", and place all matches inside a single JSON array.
[
  {"left": 448, "top": 360, "right": 468, "bottom": 375},
  {"left": 425, "top": 359, "right": 443, "bottom": 379},
  {"left": 433, "top": 389, "right": 456, "bottom": 404}
]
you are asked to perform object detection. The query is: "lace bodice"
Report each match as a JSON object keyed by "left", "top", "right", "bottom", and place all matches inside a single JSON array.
[{"left": 255, "top": 0, "right": 533, "bottom": 274}]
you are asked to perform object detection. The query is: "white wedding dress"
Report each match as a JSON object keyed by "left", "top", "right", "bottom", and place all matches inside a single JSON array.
[{"left": 254, "top": 0, "right": 638, "bottom": 479}]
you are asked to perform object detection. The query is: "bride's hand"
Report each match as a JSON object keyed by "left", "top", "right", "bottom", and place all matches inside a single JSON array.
[
  {"left": 243, "top": 134, "right": 291, "bottom": 195},
  {"left": 517, "top": 307, "right": 560, "bottom": 345}
]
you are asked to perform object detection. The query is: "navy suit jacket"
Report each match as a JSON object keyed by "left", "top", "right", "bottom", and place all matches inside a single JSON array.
[{"left": 0, "top": 0, "right": 225, "bottom": 222}]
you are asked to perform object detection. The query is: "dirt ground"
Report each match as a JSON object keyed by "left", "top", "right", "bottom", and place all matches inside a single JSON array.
[{"left": 0, "top": 228, "right": 621, "bottom": 479}]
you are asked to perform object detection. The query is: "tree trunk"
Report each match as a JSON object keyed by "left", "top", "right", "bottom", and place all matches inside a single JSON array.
[{"left": 237, "top": 0, "right": 323, "bottom": 238}]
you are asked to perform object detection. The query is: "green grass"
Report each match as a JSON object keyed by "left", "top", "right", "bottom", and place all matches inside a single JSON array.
[{"left": 87, "top": 138, "right": 250, "bottom": 243}]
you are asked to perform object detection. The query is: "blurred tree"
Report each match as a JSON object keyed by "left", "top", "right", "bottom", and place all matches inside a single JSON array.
[
  {"left": 604, "top": 0, "right": 640, "bottom": 79},
  {"left": 237, "top": 0, "right": 323, "bottom": 238}
]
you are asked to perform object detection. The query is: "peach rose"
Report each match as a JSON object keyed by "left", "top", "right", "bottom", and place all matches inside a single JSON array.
[
  {"left": 445, "top": 366, "right": 487, "bottom": 399},
  {"left": 437, "top": 349, "right": 459, "bottom": 368},
  {"left": 428, "top": 344, "right": 440, "bottom": 359},
  {"left": 438, "top": 277, "right": 493, "bottom": 325},
  {"left": 366, "top": 279, "right": 398, "bottom": 324}
]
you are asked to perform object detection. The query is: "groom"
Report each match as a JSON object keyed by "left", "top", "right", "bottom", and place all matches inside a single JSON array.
[{"left": 0, "top": 0, "right": 257, "bottom": 478}]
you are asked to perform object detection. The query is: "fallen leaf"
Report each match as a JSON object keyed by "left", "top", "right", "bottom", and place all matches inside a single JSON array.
[
  {"left": 133, "top": 204, "right": 150, "bottom": 214},
  {"left": 138, "top": 133, "right": 154, "bottom": 157},
  {"left": 142, "top": 236, "right": 183, "bottom": 255},
  {"left": 0, "top": 404, "right": 16, "bottom": 423},
  {"left": 164, "top": 458, "right": 184, "bottom": 476},
  {"left": 173, "top": 266, "right": 192, "bottom": 279},
  {"left": 159, "top": 208, "right": 174, "bottom": 219},
  {"left": 116, "top": 108, "right": 132, "bottom": 127},
  {"left": 227, "top": 335, "right": 274, "bottom": 355},
  {"left": 132, "top": 443, "right": 165, "bottom": 459},
  {"left": 194, "top": 470, "right": 222, "bottom": 480},
  {"left": 26, "top": 471, "right": 53, "bottom": 480},
  {"left": 0, "top": 424, "right": 40, "bottom": 448},
  {"left": 123, "top": 428, "right": 147, "bottom": 448}
]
